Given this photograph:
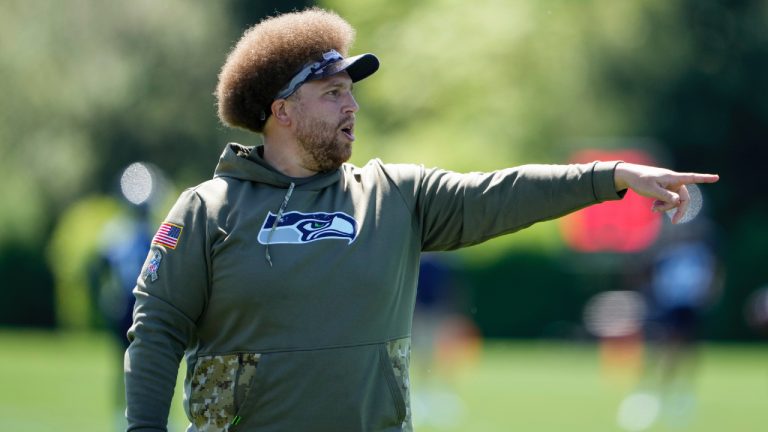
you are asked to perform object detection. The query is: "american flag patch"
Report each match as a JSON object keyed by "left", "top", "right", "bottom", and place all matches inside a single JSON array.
[{"left": 152, "top": 222, "right": 183, "bottom": 250}]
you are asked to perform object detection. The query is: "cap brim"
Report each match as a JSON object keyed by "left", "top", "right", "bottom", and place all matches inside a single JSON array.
[{"left": 321, "top": 53, "right": 380, "bottom": 83}]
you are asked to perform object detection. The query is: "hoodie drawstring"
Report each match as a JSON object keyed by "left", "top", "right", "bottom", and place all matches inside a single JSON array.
[{"left": 265, "top": 182, "right": 295, "bottom": 267}]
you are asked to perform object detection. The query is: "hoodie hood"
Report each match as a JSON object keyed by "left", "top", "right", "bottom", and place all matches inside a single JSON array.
[{"left": 213, "top": 143, "right": 342, "bottom": 190}]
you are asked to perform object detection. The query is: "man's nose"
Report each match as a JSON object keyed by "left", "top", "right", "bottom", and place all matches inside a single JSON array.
[{"left": 343, "top": 93, "right": 359, "bottom": 114}]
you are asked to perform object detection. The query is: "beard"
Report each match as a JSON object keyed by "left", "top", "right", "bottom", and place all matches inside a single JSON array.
[{"left": 293, "top": 112, "right": 352, "bottom": 172}]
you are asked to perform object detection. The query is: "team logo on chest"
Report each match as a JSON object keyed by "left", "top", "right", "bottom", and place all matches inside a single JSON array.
[{"left": 257, "top": 211, "right": 358, "bottom": 245}]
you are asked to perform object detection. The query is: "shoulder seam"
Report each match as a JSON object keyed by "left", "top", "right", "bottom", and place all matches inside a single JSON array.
[{"left": 374, "top": 160, "right": 423, "bottom": 214}]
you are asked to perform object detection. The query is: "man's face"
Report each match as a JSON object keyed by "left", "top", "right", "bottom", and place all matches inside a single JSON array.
[{"left": 290, "top": 72, "right": 359, "bottom": 172}]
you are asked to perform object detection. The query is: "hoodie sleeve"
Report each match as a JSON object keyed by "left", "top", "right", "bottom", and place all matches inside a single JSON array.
[
  {"left": 125, "top": 188, "right": 210, "bottom": 431},
  {"left": 382, "top": 161, "right": 624, "bottom": 251}
]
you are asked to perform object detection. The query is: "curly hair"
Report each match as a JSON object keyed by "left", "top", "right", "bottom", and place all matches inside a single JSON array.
[{"left": 215, "top": 8, "right": 356, "bottom": 133}]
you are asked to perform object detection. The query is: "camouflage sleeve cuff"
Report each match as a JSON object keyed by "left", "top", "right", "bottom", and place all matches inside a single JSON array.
[{"left": 591, "top": 161, "right": 626, "bottom": 202}]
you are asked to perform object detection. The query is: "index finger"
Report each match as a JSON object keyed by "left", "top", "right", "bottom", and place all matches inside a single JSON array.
[{"left": 674, "top": 173, "right": 720, "bottom": 184}]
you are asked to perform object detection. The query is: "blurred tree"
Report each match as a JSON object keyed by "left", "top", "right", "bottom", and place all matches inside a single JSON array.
[
  {"left": 227, "top": 0, "right": 314, "bottom": 34},
  {"left": 0, "top": 1, "right": 230, "bottom": 328},
  {"left": 0, "top": 0, "right": 313, "bottom": 328}
]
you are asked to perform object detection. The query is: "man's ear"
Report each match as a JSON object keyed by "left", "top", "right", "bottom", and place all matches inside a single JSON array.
[{"left": 271, "top": 99, "right": 292, "bottom": 126}]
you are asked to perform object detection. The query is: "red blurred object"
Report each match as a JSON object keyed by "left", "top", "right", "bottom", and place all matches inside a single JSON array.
[{"left": 560, "top": 149, "right": 662, "bottom": 253}]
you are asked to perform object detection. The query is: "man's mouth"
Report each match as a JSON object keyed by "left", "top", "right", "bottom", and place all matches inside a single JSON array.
[{"left": 340, "top": 123, "right": 355, "bottom": 141}]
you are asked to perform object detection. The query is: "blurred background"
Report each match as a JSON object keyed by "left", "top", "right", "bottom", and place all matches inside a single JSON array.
[{"left": 1, "top": 0, "right": 766, "bottom": 431}]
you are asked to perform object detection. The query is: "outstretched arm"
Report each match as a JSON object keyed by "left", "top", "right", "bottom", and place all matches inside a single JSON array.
[{"left": 614, "top": 163, "right": 720, "bottom": 224}]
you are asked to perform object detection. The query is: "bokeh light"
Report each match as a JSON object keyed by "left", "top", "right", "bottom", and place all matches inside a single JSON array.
[
  {"left": 120, "top": 162, "right": 154, "bottom": 205},
  {"left": 583, "top": 291, "right": 647, "bottom": 338}
]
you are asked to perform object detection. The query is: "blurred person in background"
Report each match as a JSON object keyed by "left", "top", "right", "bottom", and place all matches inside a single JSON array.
[
  {"left": 124, "top": 8, "right": 719, "bottom": 432},
  {"left": 637, "top": 217, "right": 722, "bottom": 429},
  {"left": 91, "top": 205, "right": 152, "bottom": 350}
]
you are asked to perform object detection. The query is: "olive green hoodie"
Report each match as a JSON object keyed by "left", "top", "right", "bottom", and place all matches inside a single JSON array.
[{"left": 125, "top": 143, "right": 623, "bottom": 431}]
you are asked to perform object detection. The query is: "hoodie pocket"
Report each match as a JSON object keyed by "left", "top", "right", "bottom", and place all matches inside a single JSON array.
[
  {"left": 188, "top": 353, "right": 261, "bottom": 431},
  {"left": 224, "top": 343, "right": 409, "bottom": 431}
]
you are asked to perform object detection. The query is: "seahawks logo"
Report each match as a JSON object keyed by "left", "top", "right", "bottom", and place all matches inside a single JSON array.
[{"left": 257, "top": 211, "right": 358, "bottom": 245}]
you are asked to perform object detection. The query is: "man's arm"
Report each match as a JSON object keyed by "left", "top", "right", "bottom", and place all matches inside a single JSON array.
[
  {"left": 125, "top": 189, "right": 210, "bottom": 431},
  {"left": 614, "top": 163, "right": 719, "bottom": 224},
  {"left": 383, "top": 160, "right": 719, "bottom": 251},
  {"left": 399, "top": 161, "right": 624, "bottom": 251}
]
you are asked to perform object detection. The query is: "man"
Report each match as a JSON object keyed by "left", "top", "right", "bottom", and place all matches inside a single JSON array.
[{"left": 124, "top": 8, "right": 719, "bottom": 432}]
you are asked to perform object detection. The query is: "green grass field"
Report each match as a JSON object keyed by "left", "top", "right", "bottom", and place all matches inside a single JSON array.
[{"left": 0, "top": 330, "right": 765, "bottom": 431}]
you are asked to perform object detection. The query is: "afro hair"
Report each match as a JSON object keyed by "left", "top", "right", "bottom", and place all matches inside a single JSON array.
[{"left": 215, "top": 8, "right": 356, "bottom": 133}]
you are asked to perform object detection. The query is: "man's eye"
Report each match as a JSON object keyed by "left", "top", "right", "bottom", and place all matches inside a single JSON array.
[{"left": 327, "top": 90, "right": 339, "bottom": 96}]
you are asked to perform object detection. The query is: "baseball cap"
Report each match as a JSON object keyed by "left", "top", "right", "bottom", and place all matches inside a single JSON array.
[{"left": 275, "top": 49, "right": 379, "bottom": 100}]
